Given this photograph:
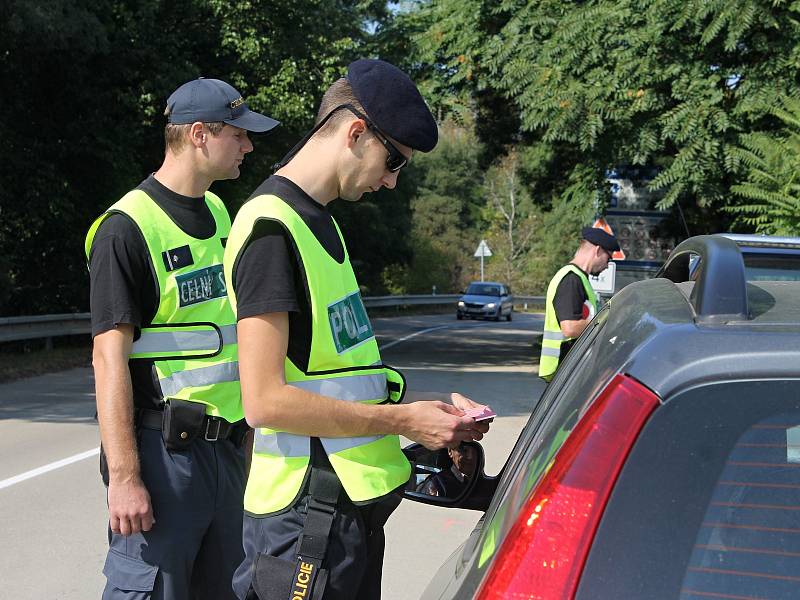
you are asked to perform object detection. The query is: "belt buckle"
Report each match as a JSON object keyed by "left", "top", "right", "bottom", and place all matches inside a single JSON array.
[{"left": 205, "top": 418, "right": 222, "bottom": 442}]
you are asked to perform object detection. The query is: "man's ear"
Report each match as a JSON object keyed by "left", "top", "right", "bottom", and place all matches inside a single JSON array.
[
  {"left": 189, "top": 122, "right": 206, "bottom": 148},
  {"left": 345, "top": 118, "right": 368, "bottom": 148}
]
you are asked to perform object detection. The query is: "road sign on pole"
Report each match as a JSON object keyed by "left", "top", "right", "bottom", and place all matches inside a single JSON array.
[
  {"left": 474, "top": 240, "right": 492, "bottom": 281},
  {"left": 474, "top": 240, "right": 492, "bottom": 258}
]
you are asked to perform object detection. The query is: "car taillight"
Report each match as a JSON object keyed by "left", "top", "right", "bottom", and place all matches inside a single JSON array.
[{"left": 475, "top": 374, "right": 659, "bottom": 600}]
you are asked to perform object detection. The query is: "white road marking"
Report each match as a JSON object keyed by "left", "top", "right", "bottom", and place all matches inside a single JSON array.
[
  {"left": 378, "top": 318, "right": 536, "bottom": 351},
  {"left": 379, "top": 325, "right": 451, "bottom": 350},
  {"left": 0, "top": 447, "right": 99, "bottom": 490}
]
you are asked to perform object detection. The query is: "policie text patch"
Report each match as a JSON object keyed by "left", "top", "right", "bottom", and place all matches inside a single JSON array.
[
  {"left": 175, "top": 264, "right": 227, "bottom": 307},
  {"left": 328, "top": 292, "right": 373, "bottom": 353}
]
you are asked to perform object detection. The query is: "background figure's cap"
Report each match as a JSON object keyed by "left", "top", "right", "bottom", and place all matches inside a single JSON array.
[
  {"left": 347, "top": 59, "right": 438, "bottom": 152},
  {"left": 582, "top": 226, "right": 621, "bottom": 253},
  {"left": 166, "top": 78, "right": 280, "bottom": 133}
]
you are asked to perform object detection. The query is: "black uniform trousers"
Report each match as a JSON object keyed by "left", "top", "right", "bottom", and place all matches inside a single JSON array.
[
  {"left": 101, "top": 428, "right": 246, "bottom": 600},
  {"left": 232, "top": 487, "right": 402, "bottom": 600}
]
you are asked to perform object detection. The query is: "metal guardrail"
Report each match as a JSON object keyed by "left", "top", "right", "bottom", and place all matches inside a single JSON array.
[
  {"left": 0, "top": 313, "right": 93, "bottom": 347},
  {"left": 0, "top": 295, "right": 545, "bottom": 345}
]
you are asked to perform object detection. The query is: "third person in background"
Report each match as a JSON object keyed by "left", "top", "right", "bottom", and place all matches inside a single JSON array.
[{"left": 538, "top": 226, "right": 620, "bottom": 381}]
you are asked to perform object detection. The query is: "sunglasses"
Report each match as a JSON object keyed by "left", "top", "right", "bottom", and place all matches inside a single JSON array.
[
  {"left": 272, "top": 103, "right": 410, "bottom": 173},
  {"left": 338, "top": 104, "right": 408, "bottom": 172}
]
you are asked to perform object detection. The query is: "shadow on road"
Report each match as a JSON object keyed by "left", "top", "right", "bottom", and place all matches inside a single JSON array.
[{"left": 0, "top": 367, "right": 97, "bottom": 423}]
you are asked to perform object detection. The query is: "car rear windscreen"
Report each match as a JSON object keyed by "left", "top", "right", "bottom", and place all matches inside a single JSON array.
[{"left": 576, "top": 380, "right": 800, "bottom": 600}]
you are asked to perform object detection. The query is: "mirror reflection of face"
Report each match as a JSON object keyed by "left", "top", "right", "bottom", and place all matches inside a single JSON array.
[{"left": 449, "top": 444, "right": 477, "bottom": 477}]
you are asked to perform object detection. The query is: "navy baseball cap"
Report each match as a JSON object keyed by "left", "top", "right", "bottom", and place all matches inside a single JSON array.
[
  {"left": 166, "top": 78, "right": 279, "bottom": 133},
  {"left": 582, "top": 226, "right": 620, "bottom": 253},
  {"left": 347, "top": 59, "right": 438, "bottom": 152}
]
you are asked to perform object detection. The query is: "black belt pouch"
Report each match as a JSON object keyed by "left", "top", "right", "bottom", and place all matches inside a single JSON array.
[{"left": 162, "top": 398, "right": 206, "bottom": 451}]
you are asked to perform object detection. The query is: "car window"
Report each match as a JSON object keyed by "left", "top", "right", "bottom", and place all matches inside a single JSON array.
[
  {"left": 679, "top": 411, "right": 800, "bottom": 598},
  {"left": 466, "top": 284, "right": 501, "bottom": 296},
  {"left": 577, "top": 380, "right": 800, "bottom": 599},
  {"left": 743, "top": 252, "right": 800, "bottom": 281},
  {"left": 468, "top": 307, "right": 613, "bottom": 572}
]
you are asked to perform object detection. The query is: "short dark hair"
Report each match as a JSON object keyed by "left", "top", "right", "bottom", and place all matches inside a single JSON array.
[
  {"left": 163, "top": 105, "right": 225, "bottom": 154},
  {"left": 313, "top": 78, "right": 367, "bottom": 137}
]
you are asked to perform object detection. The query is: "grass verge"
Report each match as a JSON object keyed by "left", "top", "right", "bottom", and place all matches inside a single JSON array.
[{"left": 0, "top": 340, "right": 92, "bottom": 384}]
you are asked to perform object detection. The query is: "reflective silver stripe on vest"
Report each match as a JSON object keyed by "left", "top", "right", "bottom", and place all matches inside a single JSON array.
[
  {"left": 542, "top": 330, "right": 565, "bottom": 341},
  {"left": 541, "top": 347, "right": 561, "bottom": 358},
  {"left": 159, "top": 361, "right": 239, "bottom": 397},
  {"left": 253, "top": 430, "right": 384, "bottom": 457},
  {"left": 253, "top": 430, "right": 310, "bottom": 457},
  {"left": 289, "top": 373, "right": 387, "bottom": 402},
  {"left": 132, "top": 325, "right": 237, "bottom": 355},
  {"left": 321, "top": 435, "right": 383, "bottom": 454}
]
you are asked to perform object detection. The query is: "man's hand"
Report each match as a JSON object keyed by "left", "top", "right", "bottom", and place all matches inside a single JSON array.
[
  {"left": 108, "top": 477, "right": 154, "bottom": 536},
  {"left": 401, "top": 401, "right": 486, "bottom": 450},
  {"left": 450, "top": 392, "right": 492, "bottom": 435}
]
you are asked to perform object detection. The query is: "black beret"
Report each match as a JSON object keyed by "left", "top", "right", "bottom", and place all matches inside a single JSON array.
[
  {"left": 582, "top": 226, "right": 620, "bottom": 252},
  {"left": 347, "top": 59, "right": 438, "bottom": 152}
]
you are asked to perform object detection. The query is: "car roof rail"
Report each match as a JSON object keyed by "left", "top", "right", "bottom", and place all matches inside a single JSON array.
[
  {"left": 656, "top": 234, "right": 748, "bottom": 322},
  {"left": 718, "top": 233, "right": 800, "bottom": 249}
]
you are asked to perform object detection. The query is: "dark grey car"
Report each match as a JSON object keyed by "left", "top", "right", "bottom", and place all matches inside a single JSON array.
[
  {"left": 404, "top": 234, "right": 800, "bottom": 600},
  {"left": 457, "top": 281, "right": 513, "bottom": 321}
]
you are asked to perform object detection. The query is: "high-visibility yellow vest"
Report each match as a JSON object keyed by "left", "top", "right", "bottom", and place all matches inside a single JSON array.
[
  {"left": 538, "top": 264, "right": 598, "bottom": 382},
  {"left": 85, "top": 189, "right": 242, "bottom": 422},
  {"left": 224, "top": 193, "right": 410, "bottom": 515}
]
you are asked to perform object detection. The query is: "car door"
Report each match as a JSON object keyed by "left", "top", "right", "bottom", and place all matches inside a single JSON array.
[
  {"left": 421, "top": 306, "right": 621, "bottom": 599},
  {"left": 501, "top": 285, "right": 512, "bottom": 314}
]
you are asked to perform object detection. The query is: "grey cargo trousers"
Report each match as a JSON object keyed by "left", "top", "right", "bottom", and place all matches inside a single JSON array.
[{"left": 101, "top": 428, "right": 246, "bottom": 599}]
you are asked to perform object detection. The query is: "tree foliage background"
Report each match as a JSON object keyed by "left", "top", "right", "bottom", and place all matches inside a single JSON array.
[
  {"left": 2, "top": 0, "right": 799, "bottom": 316},
  {"left": 0, "top": 0, "right": 399, "bottom": 315}
]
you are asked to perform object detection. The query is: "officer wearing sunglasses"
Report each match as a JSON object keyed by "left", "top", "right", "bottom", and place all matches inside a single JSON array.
[{"left": 224, "top": 59, "right": 492, "bottom": 600}]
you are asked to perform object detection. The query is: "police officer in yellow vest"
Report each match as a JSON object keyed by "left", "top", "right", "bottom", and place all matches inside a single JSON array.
[
  {"left": 224, "top": 59, "right": 491, "bottom": 600},
  {"left": 86, "top": 78, "right": 278, "bottom": 600},
  {"left": 539, "top": 226, "right": 620, "bottom": 381}
]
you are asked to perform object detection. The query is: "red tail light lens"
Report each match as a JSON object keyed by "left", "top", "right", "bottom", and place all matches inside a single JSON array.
[{"left": 476, "top": 374, "right": 659, "bottom": 600}]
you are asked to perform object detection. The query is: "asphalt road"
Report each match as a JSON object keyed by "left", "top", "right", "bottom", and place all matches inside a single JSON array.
[{"left": 0, "top": 312, "right": 545, "bottom": 600}]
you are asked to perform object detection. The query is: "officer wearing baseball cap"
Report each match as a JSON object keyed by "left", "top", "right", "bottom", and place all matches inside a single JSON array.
[
  {"left": 225, "top": 59, "right": 491, "bottom": 600},
  {"left": 166, "top": 78, "right": 280, "bottom": 132},
  {"left": 539, "top": 226, "right": 620, "bottom": 381},
  {"left": 86, "top": 77, "right": 278, "bottom": 599}
]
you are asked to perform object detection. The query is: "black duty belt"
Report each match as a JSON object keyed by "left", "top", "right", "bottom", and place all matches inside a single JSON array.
[{"left": 137, "top": 407, "right": 241, "bottom": 442}]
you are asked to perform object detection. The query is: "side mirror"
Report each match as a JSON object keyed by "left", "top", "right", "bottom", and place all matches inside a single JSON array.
[{"left": 402, "top": 441, "right": 485, "bottom": 507}]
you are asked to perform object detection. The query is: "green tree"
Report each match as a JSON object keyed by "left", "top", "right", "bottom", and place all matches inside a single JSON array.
[
  {"left": 728, "top": 96, "right": 800, "bottom": 235},
  {"left": 482, "top": 149, "right": 538, "bottom": 288},
  {"left": 412, "top": 0, "right": 800, "bottom": 224},
  {"left": 526, "top": 169, "right": 598, "bottom": 293},
  {"left": 381, "top": 119, "right": 485, "bottom": 293},
  {"left": 0, "top": 0, "right": 403, "bottom": 315}
]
